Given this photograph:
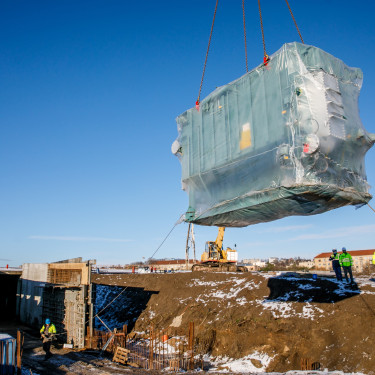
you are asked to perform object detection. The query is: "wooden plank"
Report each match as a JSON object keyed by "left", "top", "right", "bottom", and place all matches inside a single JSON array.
[
  {"left": 114, "top": 352, "right": 128, "bottom": 359},
  {"left": 113, "top": 346, "right": 130, "bottom": 364}
]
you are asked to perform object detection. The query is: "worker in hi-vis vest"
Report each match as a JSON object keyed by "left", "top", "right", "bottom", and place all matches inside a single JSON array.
[
  {"left": 40, "top": 318, "right": 56, "bottom": 360},
  {"left": 329, "top": 249, "right": 342, "bottom": 281},
  {"left": 372, "top": 251, "right": 375, "bottom": 265},
  {"left": 339, "top": 247, "right": 354, "bottom": 284}
]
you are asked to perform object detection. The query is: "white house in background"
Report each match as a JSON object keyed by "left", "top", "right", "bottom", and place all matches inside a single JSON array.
[
  {"left": 242, "top": 259, "right": 266, "bottom": 267},
  {"left": 297, "top": 260, "right": 314, "bottom": 268},
  {"left": 242, "top": 258, "right": 260, "bottom": 264},
  {"left": 254, "top": 260, "right": 266, "bottom": 267},
  {"left": 268, "top": 257, "right": 278, "bottom": 264}
]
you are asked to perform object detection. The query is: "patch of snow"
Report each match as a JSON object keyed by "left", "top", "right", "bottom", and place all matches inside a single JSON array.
[
  {"left": 258, "top": 299, "right": 325, "bottom": 320},
  {"left": 192, "top": 279, "right": 228, "bottom": 287},
  {"left": 193, "top": 280, "right": 260, "bottom": 305},
  {"left": 298, "top": 283, "right": 320, "bottom": 290},
  {"left": 302, "top": 302, "right": 324, "bottom": 319},
  {"left": 208, "top": 351, "right": 275, "bottom": 373},
  {"left": 360, "top": 290, "right": 375, "bottom": 295},
  {"left": 236, "top": 297, "right": 248, "bottom": 306},
  {"left": 258, "top": 300, "right": 293, "bottom": 318},
  {"left": 179, "top": 296, "right": 193, "bottom": 304}
]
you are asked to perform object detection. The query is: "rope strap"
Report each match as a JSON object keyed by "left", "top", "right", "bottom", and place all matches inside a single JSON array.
[
  {"left": 284, "top": 0, "right": 304, "bottom": 44},
  {"left": 197, "top": 0, "right": 219, "bottom": 109},
  {"left": 242, "top": 0, "right": 248, "bottom": 73}
]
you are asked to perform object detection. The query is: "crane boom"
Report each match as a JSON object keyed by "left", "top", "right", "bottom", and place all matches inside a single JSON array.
[{"left": 215, "top": 227, "right": 225, "bottom": 249}]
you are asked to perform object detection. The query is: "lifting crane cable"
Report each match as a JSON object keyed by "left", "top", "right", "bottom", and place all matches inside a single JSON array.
[
  {"left": 196, "top": 0, "right": 219, "bottom": 108},
  {"left": 257, "top": 0, "right": 267, "bottom": 61},
  {"left": 95, "top": 286, "right": 129, "bottom": 319},
  {"left": 149, "top": 213, "right": 184, "bottom": 260},
  {"left": 367, "top": 203, "right": 375, "bottom": 214},
  {"left": 242, "top": 0, "right": 249, "bottom": 72},
  {"left": 89, "top": 214, "right": 184, "bottom": 331},
  {"left": 284, "top": 0, "right": 304, "bottom": 44}
]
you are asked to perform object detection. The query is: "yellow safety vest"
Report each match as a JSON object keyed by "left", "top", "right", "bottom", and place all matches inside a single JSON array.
[
  {"left": 372, "top": 252, "right": 375, "bottom": 265},
  {"left": 40, "top": 324, "right": 56, "bottom": 334}
]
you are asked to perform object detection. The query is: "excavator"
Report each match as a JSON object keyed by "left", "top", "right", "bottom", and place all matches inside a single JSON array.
[{"left": 192, "top": 227, "right": 247, "bottom": 272}]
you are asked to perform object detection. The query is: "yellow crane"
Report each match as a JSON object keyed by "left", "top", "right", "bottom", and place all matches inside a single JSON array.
[{"left": 192, "top": 227, "right": 247, "bottom": 272}]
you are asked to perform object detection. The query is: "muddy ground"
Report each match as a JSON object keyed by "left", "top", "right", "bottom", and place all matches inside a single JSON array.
[
  {"left": 3, "top": 271, "right": 375, "bottom": 374},
  {"left": 91, "top": 271, "right": 375, "bottom": 374}
]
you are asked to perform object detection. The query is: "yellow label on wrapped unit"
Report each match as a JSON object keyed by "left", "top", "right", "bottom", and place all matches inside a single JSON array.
[{"left": 240, "top": 123, "right": 251, "bottom": 150}]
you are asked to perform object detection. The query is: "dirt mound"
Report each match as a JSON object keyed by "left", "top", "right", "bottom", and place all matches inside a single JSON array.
[{"left": 92, "top": 272, "right": 375, "bottom": 374}]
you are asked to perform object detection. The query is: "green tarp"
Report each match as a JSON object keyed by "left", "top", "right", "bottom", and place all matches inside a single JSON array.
[{"left": 172, "top": 42, "right": 375, "bottom": 227}]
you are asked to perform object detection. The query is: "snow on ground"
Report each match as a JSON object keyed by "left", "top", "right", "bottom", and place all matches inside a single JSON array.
[
  {"left": 256, "top": 298, "right": 324, "bottom": 320},
  {"left": 192, "top": 277, "right": 261, "bottom": 305},
  {"left": 192, "top": 279, "right": 229, "bottom": 287},
  {"left": 188, "top": 274, "right": 374, "bottom": 320},
  {"left": 202, "top": 353, "right": 367, "bottom": 374},
  {"left": 191, "top": 274, "right": 338, "bottom": 319},
  {"left": 208, "top": 372, "right": 367, "bottom": 375},
  {"left": 95, "top": 274, "right": 375, "bottom": 329},
  {"left": 208, "top": 351, "right": 275, "bottom": 373},
  {"left": 354, "top": 277, "right": 375, "bottom": 295}
]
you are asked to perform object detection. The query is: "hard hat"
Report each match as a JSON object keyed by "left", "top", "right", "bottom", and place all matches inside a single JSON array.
[
  {"left": 45, "top": 318, "right": 51, "bottom": 325},
  {"left": 342, "top": 247, "right": 347, "bottom": 252}
]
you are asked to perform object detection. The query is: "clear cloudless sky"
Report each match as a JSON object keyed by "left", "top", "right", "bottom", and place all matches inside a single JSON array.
[{"left": 1, "top": 0, "right": 374, "bottom": 266}]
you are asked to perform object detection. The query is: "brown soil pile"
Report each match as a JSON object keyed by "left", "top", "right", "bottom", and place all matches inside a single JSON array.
[{"left": 92, "top": 272, "right": 375, "bottom": 374}]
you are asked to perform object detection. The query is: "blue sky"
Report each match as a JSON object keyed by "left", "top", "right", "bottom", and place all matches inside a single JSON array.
[{"left": 1, "top": 0, "right": 374, "bottom": 266}]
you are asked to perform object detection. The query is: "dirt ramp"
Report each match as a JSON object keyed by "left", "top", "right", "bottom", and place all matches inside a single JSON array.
[{"left": 92, "top": 272, "right": 375, "bottom": 373}]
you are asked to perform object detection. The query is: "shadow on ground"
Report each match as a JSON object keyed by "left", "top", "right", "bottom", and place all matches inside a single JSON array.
[
  {"left": 94, "top": 284, "right": 159, "bottom": 332},
  {"left": 266, "top": 273, "right": 360, "bottom": 303}
]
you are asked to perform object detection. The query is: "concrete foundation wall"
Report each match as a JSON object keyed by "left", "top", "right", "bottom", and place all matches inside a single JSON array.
[
  {"left": 17, "top": 260, "right": 91, "bottom": 348},
  {"left": 17, "top": 264, "right": 49, "bottom": 327},
  {"left": 18, "top": 279, "right": 45, "bottom": 327},
  {"left": 21, "top": 263, "right": 48, "bottom": 282}
]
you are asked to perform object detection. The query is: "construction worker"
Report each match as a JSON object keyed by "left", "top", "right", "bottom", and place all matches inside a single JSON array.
[
  {"left": 329, "top": 249, "right": 342, "bottom": 281},
  {"left": 40, "top": 318, "right": 56, "bottom": 360},
  {"left": 339, "top": 247, "right": 354, "bottom": 284},
  {"left": 372, "top": 251, "right": 375, "bottom": 265}
]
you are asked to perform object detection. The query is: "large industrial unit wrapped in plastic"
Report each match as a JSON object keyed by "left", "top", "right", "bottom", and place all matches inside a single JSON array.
[{"left": 172, "top": 42, "right": 375, "bottom": 227}]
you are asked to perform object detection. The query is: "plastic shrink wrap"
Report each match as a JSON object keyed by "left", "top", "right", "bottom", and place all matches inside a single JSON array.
[{"left": 172, "top": 42, "right": 375, "bottom": 227}]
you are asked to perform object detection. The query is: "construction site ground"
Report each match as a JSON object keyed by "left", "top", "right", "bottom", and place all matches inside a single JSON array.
[
  {"left": 4, "top": 271, "right": 375, "bottom": 374},
  {"left": 92, "top": 271, "right": 375, "bottom": 374}
]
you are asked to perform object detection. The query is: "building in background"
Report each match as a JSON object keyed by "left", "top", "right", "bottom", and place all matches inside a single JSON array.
[
  {"left": 314, "top": 250, "right": 375, "bottom": 272},
  {"left": 242, "top": 259, "right": 267, "bottom": 268},
  {"left": 148, "top": 259, "right": 196, "bottom": 271},
  {"left": 297, "top": 260, "right": 314, "bottom": 268}
]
